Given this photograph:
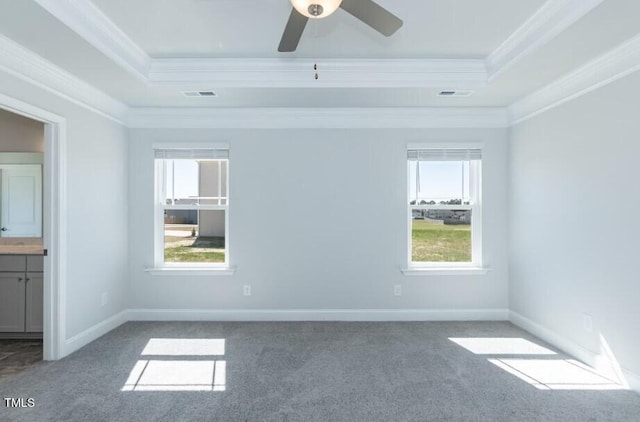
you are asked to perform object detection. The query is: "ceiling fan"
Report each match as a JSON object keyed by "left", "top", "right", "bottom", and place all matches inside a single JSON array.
[{"left": 278, "top": 0, "right": 403, "bottom": 52}]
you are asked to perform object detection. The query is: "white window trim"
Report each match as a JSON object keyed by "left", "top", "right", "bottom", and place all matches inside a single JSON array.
[
  {"left": 401, "top": 267, "right": 489, "bottom": 276},
  {"left": 403, "top": 142, "right": 487, "bottom": 275},
  {"left": 145, "top": 267, "right": 235, "bottom": 276},
  {"left": 149, "top": 144, "right": 233, "bottom": 274}
]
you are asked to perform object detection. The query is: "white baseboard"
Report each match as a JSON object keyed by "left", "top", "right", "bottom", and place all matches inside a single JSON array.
[
  {"left": 57, "top": 308, "right": 506, "bottom": 357},
  {"left": 51, "top": 307, "right": 640, "bottom": 395},
  {"left": 128, "top": 308, "right": 509, "bottom": 322},
  {"left": 509, "top": 311, "right": 640, "bottom": 394},
  {"left": 627, "top": 370, "right": 640, "bottom": 393},
  {"left": 63, "top": 310, "right": 129, "bottom": 357},
  {"left": 509, "top": 311, "right": 598, "bottom": 365}
]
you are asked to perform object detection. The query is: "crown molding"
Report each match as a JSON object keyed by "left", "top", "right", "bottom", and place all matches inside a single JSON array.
[
  {"left": 32, "top": 0, "right": 488, "bottom": 89},
  {"left": 509, "top": 34, "right": 640, "bottom": 125},
  {"left": 486, "top": 0, "right": 604, "bottom": 80},
  {"left": 33, "top": 0, "right": 150, "bottom": 80},
  {"left": 127, "top": 107, "right": 509, "bottom": 129},
  {"left": 6, "top": 0, "right": 629, "bottom": 128},
  {"left": 30, "top": 0, "right": 605, "bottom": 90},
  {"left": 148, "top": 58, "right": 488, "bottom": 88},
  {"left": 0, "top": 33, "right": 127, "bottom": 124}
]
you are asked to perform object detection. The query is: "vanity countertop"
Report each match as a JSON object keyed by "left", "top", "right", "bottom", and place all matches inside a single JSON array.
[
  {"left": 0, "top": 238, "right": 44, "bottom": 255},
  {"left": 0, "top": 245, "right": 44, "bottom": 255}
]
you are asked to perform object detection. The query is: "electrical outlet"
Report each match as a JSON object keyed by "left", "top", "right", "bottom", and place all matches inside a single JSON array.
[
  {"left": 101, "top": 292, "right": 109, "bottom": 307},
  {"left": 393, "top": 285, "right": 402, "bottom": 296},
  {"left": 243, "top": 285, "right": 251, "bottom": 296},
  {"left": 583, "top": 314, "right": 593, "bottom": 333}
]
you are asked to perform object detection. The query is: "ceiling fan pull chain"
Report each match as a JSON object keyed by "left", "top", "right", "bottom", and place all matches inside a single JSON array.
[{"left": 313, "top": 19, "right": 319, "bottom": 80}]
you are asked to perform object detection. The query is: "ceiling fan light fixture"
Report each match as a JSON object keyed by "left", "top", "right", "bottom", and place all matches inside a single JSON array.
[{"left": 291, "top": 0, "right": 342, "bottom": 19}]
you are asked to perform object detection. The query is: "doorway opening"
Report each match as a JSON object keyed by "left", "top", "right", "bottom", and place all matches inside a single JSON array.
[
  {"left": 0, "top": 108, "right": 44, "bottom": 376},
  {"left": 0, "top": 93, "right": 66, "bottom": 363}
]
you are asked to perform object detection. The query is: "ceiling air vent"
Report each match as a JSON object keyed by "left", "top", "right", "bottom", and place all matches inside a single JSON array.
[
  {"left": 182, "top": 91, "right": 217, "bottom": 97},
  {"left": 438, "top": 90, "right": 473, "bottom": 97}
]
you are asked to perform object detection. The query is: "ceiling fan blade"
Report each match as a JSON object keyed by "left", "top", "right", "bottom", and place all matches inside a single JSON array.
[
  {"left": 339, "top": 0, "right": 403, "bottom": 36},
  {"left": 278, "top": 8, "right": 309, "bottom": 52}
]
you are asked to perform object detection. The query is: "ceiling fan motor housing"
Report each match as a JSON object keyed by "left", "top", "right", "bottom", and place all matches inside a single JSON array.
[
  {"left": 308, "top": 4, "right": 324, "bottom": 16},
  {"left": 290, "top": 0, "right": 343, "bottom": 19},
  {"left": 280, "top": 0, "right": 403, "bottom": 52}
]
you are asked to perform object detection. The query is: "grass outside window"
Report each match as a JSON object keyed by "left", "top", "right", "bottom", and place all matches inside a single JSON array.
[
  {"left": 164, "top": 224, "right": 225, "bottom": 264},
  {"left": 411, "top": 218, "right": 471, "bottom": 263}
]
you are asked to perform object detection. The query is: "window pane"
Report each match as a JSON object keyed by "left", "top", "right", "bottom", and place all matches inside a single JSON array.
[
  {"left": 164, "top": 210, "right": 225, "bottom": 264},
  {"left": 162, "top": 159, "right": 228, "bottom": 205},
  {"left": 164, "top": 159, "right": 199, "bottom": 204},
  {"left": 408, "top": 160, "right": 470, "bottom": 204},
  {"left": 198, "top": 160, "right": 227, "bottom": 205},
  {"left": 411, "top": 210, "right": 471, "bottom": 262}
]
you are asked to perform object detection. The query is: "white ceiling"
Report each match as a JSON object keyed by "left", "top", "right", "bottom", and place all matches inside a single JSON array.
[
  {"left": 0, "top": 0, "right": 638, "bottom": 109},
  {"left": 90, "top": 0, "right": 544, "bottom": 59}
]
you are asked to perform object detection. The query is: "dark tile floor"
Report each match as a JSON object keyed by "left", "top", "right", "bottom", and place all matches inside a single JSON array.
[{"left": 0, "top": 339, "right": 42, "bottom": 380}]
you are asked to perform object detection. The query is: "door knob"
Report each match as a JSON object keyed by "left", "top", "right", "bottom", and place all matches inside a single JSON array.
[{"left": 0, "top": 227, "right": 7, "bottom": 231}]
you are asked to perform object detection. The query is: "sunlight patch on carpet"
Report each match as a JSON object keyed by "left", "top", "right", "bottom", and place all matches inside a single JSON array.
[
  {"left": 489, "top": 358, "right": 626, "bottom": 390},
  {"left": 449, "top": 337, "right": 556, "bottom": 355}
]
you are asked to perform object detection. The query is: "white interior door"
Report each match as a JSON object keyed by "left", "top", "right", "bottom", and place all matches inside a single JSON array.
[{"left": 0, "top": 165, "right": 42, "bottom": 237}]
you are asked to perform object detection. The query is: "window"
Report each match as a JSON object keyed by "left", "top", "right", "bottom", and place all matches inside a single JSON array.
[
  {"left": 154, "top": 147, "right": 229, "bottom": 268},
  {"left": 407, "top": 146, "right": 482, "bottom": 268}
]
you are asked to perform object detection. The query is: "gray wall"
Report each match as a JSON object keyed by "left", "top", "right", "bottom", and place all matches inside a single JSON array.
[
  {"left": 0, "top": 108, "right": 44, "bottom": 152},
  {"left": 129, "top": 127, "right": 509, "bottom": 311},
  {"left": 509, "top": 71, "right": 640, "bottom": 378},
  {"left": 0, "top": 72, "right": 129, "bottom": 341}
]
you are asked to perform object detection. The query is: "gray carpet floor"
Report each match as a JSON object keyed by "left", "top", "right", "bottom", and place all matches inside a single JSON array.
[{"left": 1, "top": 321, "right": 639, "bottom": 421}]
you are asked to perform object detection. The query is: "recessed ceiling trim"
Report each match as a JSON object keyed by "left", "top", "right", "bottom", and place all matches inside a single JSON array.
[
  {"left": 31, "top": 0, "right": 603, "bottom": 90},
  {"left": 33, "top": 0, "right": 150, "bottom": 81},
  {"left": 486, "top": 0, "right": 605, "bottom": 81},
  {"left": 3, "top": 1, "right": 628, "bottom": 127},
  {"left": 509, "top": 34, "right": 640, "bottom": 125},
  {"left": 148, "top": 58, "right": 487, "bottom": 88},
  {"left": 0, "top": 33, "right": 127, "bottom": 124},
  {"left": 127, "top": 107, "right": 509, "bottom": 129}
]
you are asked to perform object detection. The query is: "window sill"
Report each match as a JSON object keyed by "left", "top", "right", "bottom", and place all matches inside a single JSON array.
[
  {"left": 145, "top": 266, "right": 236, "bottom": 276},
  {"left": 401, "top": 267, "right": 489, "bottom": 276}
]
